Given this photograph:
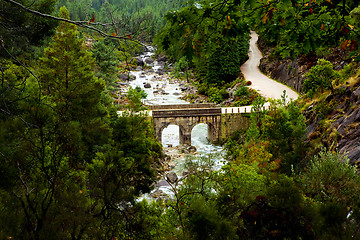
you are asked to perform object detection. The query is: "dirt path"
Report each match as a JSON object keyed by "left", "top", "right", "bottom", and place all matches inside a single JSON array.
[{"left": 240, "top": 31, "right": 299, "bottom": 102}]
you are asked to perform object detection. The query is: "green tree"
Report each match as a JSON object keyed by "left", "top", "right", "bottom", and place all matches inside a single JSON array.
[
  {"left": 91, "top": 40, "right": 118, "bottom": 90},
  {"left": 252, "top": 0, "right": 360, "bottom": 58},
  {"left": 155, "top": 0, "right": 250, "bottom": 85},
  {"left": 302, "top": 149, "right": 360, "bottom": 239},
  {"left": 39, "top": 6, "right": 106, "bottom": 122},
  {"left": 303, "top": 59, "right": 340, "bottom": 96}
]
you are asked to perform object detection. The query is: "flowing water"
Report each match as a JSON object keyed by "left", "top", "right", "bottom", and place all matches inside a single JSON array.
[{"left": 120, "top": 47, "right": 225, "bottom": 199}]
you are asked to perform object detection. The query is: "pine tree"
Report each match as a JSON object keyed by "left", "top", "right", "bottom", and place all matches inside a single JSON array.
[{"left": 39, "top": 6, "right": 105, "bottom": 122}]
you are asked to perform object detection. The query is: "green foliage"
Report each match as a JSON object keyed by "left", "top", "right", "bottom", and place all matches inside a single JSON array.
[
  {"left": 206, "top": 36, "right": 249, "bottom": 84},
  {"left": 155, "top": 0, "right": 250, "bottom": 85},
  {"left": 303, "top": 59, "right": 340, "bottom": 96},
  {"left": 234, "top": 85, "right": 250, "bottom": 97},
  {"left": 253, "top": 0, "right": 360, "bottom": 58},
  {"left": 244, "top": 94, "right": 307, "bottom": 174},
  {"left": 184, "top": 197, "right": 237, "bottom": 240},
  {"left": 302, "top": 149, "right": 360, "bottom": 205},
  {"left": 126, "top": 86, "right": 147, "bottom": 112},
  {"left": 0, "top": 0, "right": 58, "bottom": 57},
  {"left": 218, "top": 162, "right": 266, "bottom": 215},
  {"left": 301, "top": 149, "right": 360, "bottom": 239},
  {"left": 91, "top": 40, "right": 118, "bottom": 90}
]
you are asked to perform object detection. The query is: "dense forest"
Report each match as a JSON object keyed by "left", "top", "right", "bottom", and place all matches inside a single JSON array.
[{"left": 1, "top": 0, "right": 360, "bottom": 239}]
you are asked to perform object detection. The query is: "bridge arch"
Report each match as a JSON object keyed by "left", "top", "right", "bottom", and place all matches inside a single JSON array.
[{"left": 152, "top": 106, "right": 222, "bottom": 146}]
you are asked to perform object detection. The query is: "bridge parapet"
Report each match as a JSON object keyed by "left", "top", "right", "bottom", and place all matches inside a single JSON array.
[
  {"left": 147, "top": 103, "right": 216, "bottom": 110},
  {"left": 152, "top": 108, "right": 221, "bottom": 118}
]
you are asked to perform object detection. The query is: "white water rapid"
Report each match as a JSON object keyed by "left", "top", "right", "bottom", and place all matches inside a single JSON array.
[{"left": 120, "top": 47, "right": 224, "bottom": 200}]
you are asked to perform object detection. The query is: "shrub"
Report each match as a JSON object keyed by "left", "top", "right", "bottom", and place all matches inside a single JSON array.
[
  {"left": 303, "top": 59, "right": 340, "bottom": 96},
  {"left": 234, "top": 85, "right": 250, "bottom": 97}
]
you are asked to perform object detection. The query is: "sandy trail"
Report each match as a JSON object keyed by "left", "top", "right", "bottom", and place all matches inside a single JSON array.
[{"left": 240, "top": 31, "right": 299, "bottom": 102}]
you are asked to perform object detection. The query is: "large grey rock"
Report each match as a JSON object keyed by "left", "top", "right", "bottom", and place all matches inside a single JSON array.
[
  {"left": 145, "top": 58, "right": 154, "bottom": 64},
  {"left": 144, "top": 83, "right": 151, "bottom": 88},
  {"left": 133, "top": 57, "right": 144, "bottom": 66},
  {"left": 118, "top": 73, "right": 129, "bottom": 81},
  {"left": 166, "top": 172, "right": 178, "bottom": 184}
]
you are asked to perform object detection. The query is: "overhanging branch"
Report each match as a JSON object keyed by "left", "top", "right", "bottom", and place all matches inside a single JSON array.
[{"left": 3, "top": 0, "right": 144, "bottom": 45}]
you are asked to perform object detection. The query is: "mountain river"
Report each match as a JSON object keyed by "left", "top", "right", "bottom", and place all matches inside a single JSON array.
[{"left": 119, "top": 47, "right": 225, "bottom": 199}]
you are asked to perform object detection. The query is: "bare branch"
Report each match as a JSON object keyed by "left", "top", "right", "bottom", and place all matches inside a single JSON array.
[{"left": 3, "top": 0, "right": 145, "bottom": 46}]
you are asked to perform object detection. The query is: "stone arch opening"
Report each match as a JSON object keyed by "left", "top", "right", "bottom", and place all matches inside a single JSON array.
[
  {"left": 191, "top": 123, "right": 209, "bottom": 146},
  {"left": 158, "top": 122, "right": 187, "bottom": 146},
  {"left": 190, "top": 121, "right": 217, "bottom": 145},
  {"left": 161, "top": 124, "right": 180, "bottom": 147}
]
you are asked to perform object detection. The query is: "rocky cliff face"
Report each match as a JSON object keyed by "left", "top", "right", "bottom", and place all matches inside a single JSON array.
[
  {"left": 257, "top": 38, "right": 349, "bottom": 93},
  {"left": 256, "top": 38, "right": 359, "bottom": 167},
  {"left": 303, "top": 75, "right": 360, "bottom": 167},
  {"left": 259, "top": 55, "right": 307, "bottom": 92}
]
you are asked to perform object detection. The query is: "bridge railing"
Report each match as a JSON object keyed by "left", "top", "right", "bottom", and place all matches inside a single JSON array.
[
  {"left": 147, "top": 103, "right": 216, "bottom": 110},
  {"left": 117, "top": 102, "right": 271, "bottom": 117},
  {"left": 221, "top": 102, "right": 270, "bottom": 114}
]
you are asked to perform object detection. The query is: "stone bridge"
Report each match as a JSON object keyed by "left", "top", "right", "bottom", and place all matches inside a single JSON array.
[{"left": 148, "top": 104, "right": 258, "bottom": 145}]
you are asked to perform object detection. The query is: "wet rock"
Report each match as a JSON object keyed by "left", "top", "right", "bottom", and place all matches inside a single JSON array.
[
  {"left": 130, "top": 74, "right": 136, "bottom": 80},
  {"left": 167, "top": 144, "right": 173, "bottom": 147},
  {"left": 130, "top": 57, "right": 144, "bottom": 66},
  {"left": 150, "top": 189, "right": 168, "bottom": 199},
  {"left": 166, "top": 172, "right": 178, "bottom": 184},
  {"left": 188, "top": 146, "right": 197, "bottom": 153},
  {"left": 157, "top": 180, "right": 170, "bottom": 187},
  {"left": 118, "top": 73, "right": 129, "bottom": 81},
  {"left": 118, "top": 82, "right": 129, "bottom": 87},
  {"left": 144, "top": 83, "right": 151, "bottom": 88},
  {"left": 156, "top": 69, "right": 165, "bottom": 75},
  {"left": 350, "top": 86, "right": 360, "bottom": 103},
  {"left": 173, "top": 92, "right": 181, "bottom": 96},
  {"left": 145, "top": 58, "right": 154, "bottom": 64},
  {"left": 157, "top": 55, "right": 168, "bottom": 62}
]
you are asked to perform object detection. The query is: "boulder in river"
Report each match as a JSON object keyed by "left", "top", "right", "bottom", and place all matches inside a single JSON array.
[
  {"left": 166, "top": 172, "right": 178, "bottom": 184},
  {"left": 145, "top": 58, "right": 154, "bottom": 64},
  {"left": 133, "top": 57, "right": 144, "bottom": 66},
  {"left": 118, "top": 73, "right": 129, "bottom": 81},
  {"left": 144, "top": 83, "right": 151, "bottom": 88}
]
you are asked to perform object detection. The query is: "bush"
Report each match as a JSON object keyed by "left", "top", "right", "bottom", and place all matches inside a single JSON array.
[
  {"left": 234, "top": 85, "right": 250, "bottom": 97},
  {"left": 303, "top": 59, "right": 340, "bottom": 96}
]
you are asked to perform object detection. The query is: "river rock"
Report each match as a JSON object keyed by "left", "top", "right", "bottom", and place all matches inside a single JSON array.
[
  {"left": 118, "top": 73, "right": 129, "bottom": 81},
  {"left": 150, "top": 189, "right": 168, "bottom": 199},
  {"left": 145, "top": 58, "right": 154, "bottom": 64},
  {"left": 188, "top": 146, "right": 197, "bottom": 153},
  {"left": 156, "top": 69, "right": 166, "bottom": 75},
  {"left": 157, "top": 180, "right": 170, "bottom": 187},
  {"left": 118, "top": 82, "right": 129, "bottom": 87},
  {"left": 157, "top": 55, "right": 168, "bottom": 62},
  {"left": 166, "top": 172, "right": 178, "bottom": 184},
  {"left": 144, "top": 83, "right": 151, "bottom": 88}
]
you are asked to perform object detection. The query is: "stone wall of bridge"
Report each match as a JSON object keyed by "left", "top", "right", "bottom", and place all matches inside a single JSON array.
[
  {"left": 149, "top": 104, "right": 253, "bottom": 146},
  {"left": 220, "top": 113, "right": 251, "bottom": 143}
]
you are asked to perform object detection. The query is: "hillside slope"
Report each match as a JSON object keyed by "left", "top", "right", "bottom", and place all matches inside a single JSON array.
[{"left": 302, "top": 72, "right": 360, "bottom": 166}]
